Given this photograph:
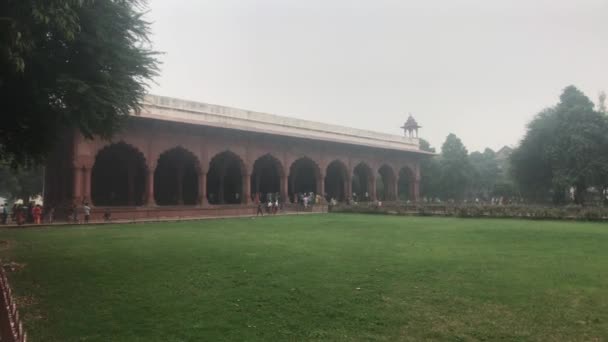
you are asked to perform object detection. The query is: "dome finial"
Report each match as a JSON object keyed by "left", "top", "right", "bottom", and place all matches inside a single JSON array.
[{"left": 400, "top": 114, "right": 421, "bottom": 138}]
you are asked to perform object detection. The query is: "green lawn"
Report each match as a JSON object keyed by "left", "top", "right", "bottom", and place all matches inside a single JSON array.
[{"left": 1, "top": 214, "right": 608, "bottom": 341}]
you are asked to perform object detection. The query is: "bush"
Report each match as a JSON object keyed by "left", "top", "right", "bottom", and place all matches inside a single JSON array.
[{"left": 330, "top": 203, "right": 608, "bottom": 222}]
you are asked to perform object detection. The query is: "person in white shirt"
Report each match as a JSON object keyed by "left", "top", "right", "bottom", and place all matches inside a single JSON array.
[{"left": 83, "top": 203, "right": 91, "bottom": 223}]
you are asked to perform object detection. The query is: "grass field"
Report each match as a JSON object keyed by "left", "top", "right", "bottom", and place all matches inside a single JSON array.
[{"left": 1, "top": 214, "right": 607, "bottom": 341}]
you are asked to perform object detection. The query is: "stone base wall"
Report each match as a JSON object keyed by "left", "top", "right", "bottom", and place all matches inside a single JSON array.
[{"left": 85, "top": 204, "right": 329, "bottom": 221}]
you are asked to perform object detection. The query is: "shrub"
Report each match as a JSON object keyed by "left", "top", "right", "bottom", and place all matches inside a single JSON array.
[{"left": 330, "top": 203, "right": 608, "bottom": 222}]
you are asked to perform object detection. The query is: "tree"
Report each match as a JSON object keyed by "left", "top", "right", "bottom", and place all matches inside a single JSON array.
[
  {"left": 418, "top": 139, "right": 440, "bottom": 200},
  {"left": 0, "top": 0, "right": 159, "bottom": 167},
  {"left": 439, "top": 134, "right": 471, "bottom": 201},
  {"left": 0, "top": 162, "right": 43, "bottom": 202},
  {"left": 599, "top": 91, "right": 607, "bottom": 114},
  {"left": 511, "top": 86, "right": 608, "bottom": 204},
  {"left": 468, "top": 148, "right": 500, "bottom": 200},
  {"left": 510, "top": 108, "right": 556, "bottom": 202}
]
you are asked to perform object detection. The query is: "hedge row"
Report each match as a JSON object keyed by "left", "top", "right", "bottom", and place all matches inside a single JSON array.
[{"left": 330, "top": 203, "right": 608, "bottom": 221}]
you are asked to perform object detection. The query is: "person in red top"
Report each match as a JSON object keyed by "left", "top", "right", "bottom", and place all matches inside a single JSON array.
[{"left": 33, "top": 205, "right": 42, "bottom": 224}]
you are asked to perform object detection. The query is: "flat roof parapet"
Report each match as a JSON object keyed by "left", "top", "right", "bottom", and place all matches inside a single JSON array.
[{"left": 140, "top": 95, "right": 427, "bottom": 154}]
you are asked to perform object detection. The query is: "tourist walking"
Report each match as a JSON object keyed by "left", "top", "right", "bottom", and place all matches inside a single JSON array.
[
  {"left": 33, "top": 204, "right": 42, "bottom": 224},
  {"left": 71, "top": 204, "right": 78, "bottom": 223},
  {"left": 47, "top": 206, "right": 55, "bottom": 224},
  {"left": 256, "top": 195, "right": 264, "bottom": 216},
  {"left": 16, "top": 206, "right": 25, "bottom": 226},
  {"left": 83, "top": 203, "right": 91, "bottom": 223},
  {"left": 10, "top": 204, "right": 16, "bottom": 223},
  {"left": 26, "top": 202, "right": 36, "bottom": 223},
  {"left": 273, "top": 199, "right": 278, "bottom": 214},
  {"left": 1, "top": 204, "right": 7, "bottom": 224},
  {"left": 103, "top": 209, "right": 112, "bottom": 222}
]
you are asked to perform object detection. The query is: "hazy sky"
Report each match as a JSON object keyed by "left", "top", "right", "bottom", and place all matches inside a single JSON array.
[{"left": 146, "top": 0, "right": 607, "bottom": 152}]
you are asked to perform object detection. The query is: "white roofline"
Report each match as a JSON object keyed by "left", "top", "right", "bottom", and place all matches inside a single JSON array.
[{"left": 139, "top": 95, "right": 429, "bottom": 154}]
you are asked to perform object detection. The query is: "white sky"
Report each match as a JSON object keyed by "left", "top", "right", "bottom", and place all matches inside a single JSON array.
[{"left": 146, "top": 0, "right": 608, "bottom": 152}]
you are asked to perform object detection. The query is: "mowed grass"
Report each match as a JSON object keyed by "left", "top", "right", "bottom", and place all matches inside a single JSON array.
[{"left": 1, "top": 214, "right": 608, "bottom": 341}]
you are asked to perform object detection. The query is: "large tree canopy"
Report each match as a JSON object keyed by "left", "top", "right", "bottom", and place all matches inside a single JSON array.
[
  {"left": 0, "top": 162, "right": 42, "bottom": 202},
  {"left": 599, "top": 91, "right": 607, "bottom": 115},
  {"left": 439, "top": 133, "right": 471, "bottom": 201},
  {"left": 468, "top": 148, "right": 500, "bottom": 200},
  {"left": 418, "top": 138, "right": 441, "bottom": 200},
  {"left": 511, "top": 86, "right": 608, "bottom": 204},
  {"left": 0, "top": 0, "right": 159, "bottom": 166}
]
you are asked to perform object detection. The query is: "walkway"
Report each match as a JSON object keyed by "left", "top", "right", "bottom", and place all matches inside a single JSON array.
[{"left": 0, "top": 209, "right": 327, "bottom": 229}]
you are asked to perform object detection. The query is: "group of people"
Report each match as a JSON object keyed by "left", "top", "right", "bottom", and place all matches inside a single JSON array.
[
  {"left": 350, "top": 192, "right": 371, "bottom": 203},
  {"left": 69, "top": 202, "right": 92, "bottom": 224},
  {"left": 0, "top": 203, "right": 50, "bottom": 225},
  {"left": 255, "top": 192, "right": 281, "bottom": 216},
  {"left": 293, "top": 192, "right": 324, "bottom": 208},
  {"left": 0, "top": 201, "right": 95, "bottom": 226},
  {"left": 420, "top": 196, "right": 517, "bottom": 205}
]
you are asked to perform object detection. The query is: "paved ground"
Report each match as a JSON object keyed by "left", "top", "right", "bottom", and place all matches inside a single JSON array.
[{"left": 0, "top": 210, "right": 326, "bottom": 229}]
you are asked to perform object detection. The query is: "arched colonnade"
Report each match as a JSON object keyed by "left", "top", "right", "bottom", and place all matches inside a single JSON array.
[{"left": 77, "top": 142, "right": 419, "bottom": 207}]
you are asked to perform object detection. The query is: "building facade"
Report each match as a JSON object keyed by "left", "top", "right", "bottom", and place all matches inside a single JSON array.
[{"left": 44, "top": 95, "right": 431, "bottom": 219}]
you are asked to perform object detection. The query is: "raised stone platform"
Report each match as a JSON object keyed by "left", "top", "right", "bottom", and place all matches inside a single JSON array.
[
  {"left": 83, "top": 204, "right": 329, "bottom": 222},
  {"left": 0, "top": 207, "right": 328, "bottom": 229}
]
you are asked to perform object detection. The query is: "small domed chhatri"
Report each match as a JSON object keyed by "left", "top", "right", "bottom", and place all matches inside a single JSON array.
[{"left": 401, "top": 114, "right": 421, "bottom": 138}]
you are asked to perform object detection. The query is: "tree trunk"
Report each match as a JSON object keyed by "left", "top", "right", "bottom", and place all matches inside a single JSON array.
[{"left": 574, "top": 182, "right": 586, "bottom": 205}]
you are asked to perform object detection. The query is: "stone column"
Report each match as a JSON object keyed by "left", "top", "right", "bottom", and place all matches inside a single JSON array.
[
  {"left": 146, "top": 166, "right": 156, "bottom": 206},
  {"left": 392, "top": 178, "right": 399, "bottom": 201},
  {"left": 176, "top": 165, "right": 184, "bottom": 205},
  {"left": 58, "top": 165, "right": 66, "bottom": 204},
  {"left": 72, "top": 166, "right": 82, "bottom": 204},
  {"left": 317, "top": 173, "right": 325, "bottom": 199},
  {"left": 82, "top": 167, "right": 92, "bottom": 204},
  {"left": 280, "top": 175, "right": 288, "bottom": 204},
  {"left": 411, "top": 180, "right": 420, "bottom": 202},
  {"left": 242, "top": 173, "right": 251, "bottom": 205},
  {"left": 343, "top": 178, "right": 349, "bottom": 201},
  {"left": 346, "top": 176, "right": 352, "bottom": 201},
  {"left": 369, "top": 176, "right": 377, "bottom": 202},
  {"left": 198, "top": 170, "right": 208, "bottom": 206}
]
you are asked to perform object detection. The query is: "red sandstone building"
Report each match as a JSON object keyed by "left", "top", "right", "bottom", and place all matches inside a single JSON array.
[{"left": 44, "top": 95, "right": 431, "bottom": 220}]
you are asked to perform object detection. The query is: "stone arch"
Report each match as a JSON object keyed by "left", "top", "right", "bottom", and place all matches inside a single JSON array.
[
  {"left": 377, "top": 164, "right": 397, "bottom": 201},
  {"left": 91, "top": 142, "right": 147, "bottom": 206},
  {"left": 251, "top": 154, "right": 284, "bottom": 203},
  {"left": 325, "top": 159, "right": 349, "bottom": 202},
  {"left": 288, "top": 157, "right": 321, "bottom": 202},
  {"left": 154, "top": 146, "right": 200, "bottom": 205},
  {"left": 398, "top": 166, "right": 416, "bottom": 201},
  {"left": 352, "top": 162, "right": 374, "bottom": 202},
  {"left": 207, "top": 151, "right": 246, "bottom": 204}
]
